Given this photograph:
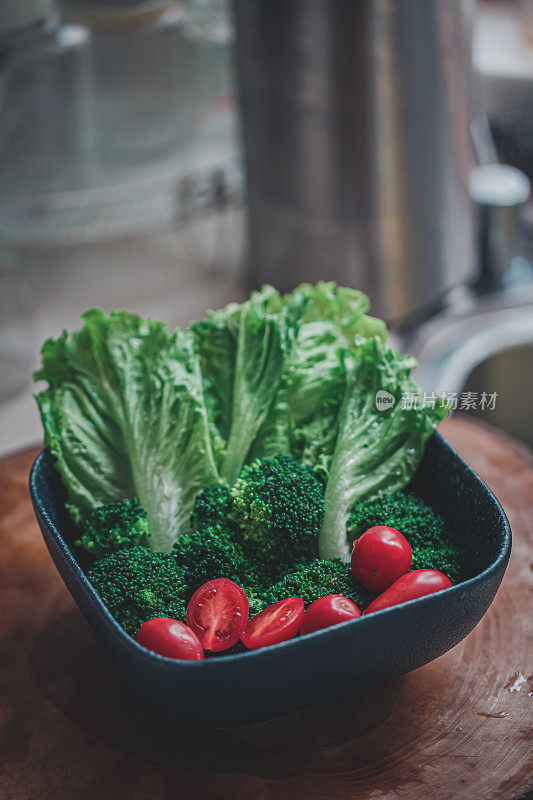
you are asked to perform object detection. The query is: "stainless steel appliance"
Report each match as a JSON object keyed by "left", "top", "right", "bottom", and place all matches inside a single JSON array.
[{"left": 233, "top": 0, "right": 476, "bottom": 325}]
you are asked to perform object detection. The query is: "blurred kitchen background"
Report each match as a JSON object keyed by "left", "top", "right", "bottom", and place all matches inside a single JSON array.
[{"left": 1, "top": 0, "right": 532, "bottom": 456}]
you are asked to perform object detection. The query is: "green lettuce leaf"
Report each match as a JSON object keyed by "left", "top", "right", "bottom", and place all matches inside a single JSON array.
[
  {"left": 190, "top": 285, "right": 308, "bottom": 483},
  {"left": 34, "top": 284, "right": 445, "bottom": 562},
  {"left": 318, "top": 338, "right": 448, "bottom": 560},
  {"left": 251, "top": 282, "right": 388, "bottom": 466},
  {"left": 34, "top": 309, "right": 220, "bottom": 552}
]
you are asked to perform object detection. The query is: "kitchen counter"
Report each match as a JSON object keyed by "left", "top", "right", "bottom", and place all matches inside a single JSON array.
[{"left": 0, "top": 416, "right": 531, "bottom": 800}]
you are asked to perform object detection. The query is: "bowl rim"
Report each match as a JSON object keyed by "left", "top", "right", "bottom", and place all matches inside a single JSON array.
[{"left": 29, "top": 432, "right": 512, "bottom": 669}]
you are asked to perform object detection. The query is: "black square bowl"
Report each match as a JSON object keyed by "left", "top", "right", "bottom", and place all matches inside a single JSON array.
[{"left": 29, "top": 433, "right": 511, "bottom": 727}]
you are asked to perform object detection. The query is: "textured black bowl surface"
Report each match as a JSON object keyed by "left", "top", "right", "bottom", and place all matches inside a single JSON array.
[{"left": 29, "top": 433, "right": 511, "bottom": 726}]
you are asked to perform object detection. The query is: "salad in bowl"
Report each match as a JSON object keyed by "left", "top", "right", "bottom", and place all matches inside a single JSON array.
[{"left": 33, "top": 283, "right": 469, "bottom": 663}]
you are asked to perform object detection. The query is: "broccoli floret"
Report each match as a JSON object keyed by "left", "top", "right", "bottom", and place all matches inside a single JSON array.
[
  {"left": 173, "top": 523, "right": 258, "bottom": 598},
  {"left": 409, "top": 541, "right": 460, "bottom": 581},
  {"left": 258, "top": 558, "right": 375, "bottom": 611},
  {"left": 88, "top": 546, "right": 187, "bottom": 636},
  {"left": 174, "top": 483, "right": 259, "bottom": 596},
  {"left": 190, "top": 484, "right": 232, "bottom": 531},
  {"left": 347, "top": 491, "right": 460, "bottom": 582},
  {"left": 76, "top": 498, "right": 150, "bottom": 559},
  {"left": 230, "top": 454, "right": 325, "bottom": 582},
  {"left": 244, "top": 585, "right": 266, "bottom": 617}
]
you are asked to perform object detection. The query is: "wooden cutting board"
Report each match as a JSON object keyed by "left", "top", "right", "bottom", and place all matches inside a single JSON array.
[{"left": 0, "top": 416, "right": 531, "bottom": 800}]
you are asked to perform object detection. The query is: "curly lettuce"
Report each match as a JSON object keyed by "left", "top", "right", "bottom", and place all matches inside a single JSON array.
[
  {"left": 34, "top": 309, "right": 220, "bottom": 552},
  {"left": 318, "top": 338, "right": 448, "bottom": 560},
  {"left": 34, "top": 284, "right": 447, "bottom": 560},
  {"left": 251, "top": 282, "right": 387, "bottom": 467},
  {"left": 189, "top": 285, "right": 308, "bottom": 483}
]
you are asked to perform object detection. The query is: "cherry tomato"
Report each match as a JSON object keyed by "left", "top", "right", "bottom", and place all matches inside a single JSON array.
[
  {"left": 351, "top": 525, "right": 412, "bottom": 591},
  {"left": 241, "top": 597, "right": 304, "bottom": 650},
  {"left": 136, "top": 617, "right": 204, "bottom": 660},
  {"left": 186, "top": 578, "right": 249, "bottom": 652},
  {"left": 363, "top": 569, "right": 452, "bottom": 614},
  {"left": 300, "top": 594, "right": 361, "bottom": 635}
]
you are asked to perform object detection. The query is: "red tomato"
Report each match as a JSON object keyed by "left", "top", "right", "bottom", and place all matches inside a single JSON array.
[
  {"left": 136, "top": 617, "right": 204, "bottom": 660},
  {"left": 351, "top": 525, "right": 412, "bottom": 591},
  {"left": 300, "top": 594, "right": 361, "bottom": 635},
  {"left": 363, "top": 569, "right": 452, "bottom": 614},
  {"left": 241, "top": 597, "right": 304, "bottom": 650},
  {"left": 186, "top": 578, "right": 249, "bottom": 652}
]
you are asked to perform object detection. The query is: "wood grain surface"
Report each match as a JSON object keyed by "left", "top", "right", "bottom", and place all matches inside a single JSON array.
[{"left": 0, "top": 416, "right": 531, "bottom": 800}]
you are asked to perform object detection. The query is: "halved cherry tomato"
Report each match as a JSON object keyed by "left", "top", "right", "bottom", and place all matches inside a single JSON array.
[
  {"left": 300, "top": 594, "right": 361, "bottom": 635},
  {"left": 351, "top": 525, "right": 412, "bottom": 591},
  {"left": 136, "top": 617, "right": 204, "bottom": 660},
  {"left": 363, "top": 569, "right": 452, "bottom": 614},
  {"left": 186, "top": 578, "right": 249, "bottom": 652},
  {"left": 241, "top": 597, "right": 304, "bottom": 650}
]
